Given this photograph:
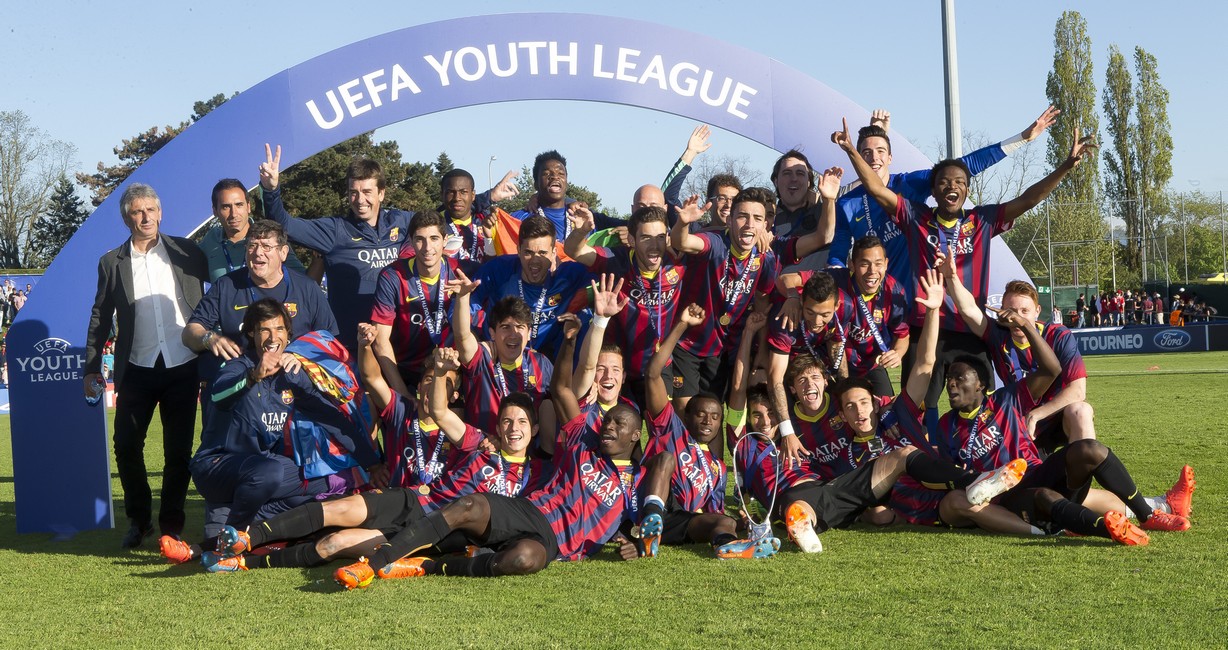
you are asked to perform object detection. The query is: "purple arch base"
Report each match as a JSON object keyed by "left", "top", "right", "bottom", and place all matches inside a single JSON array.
[{"left": 8, "top": 13, "right": 1030, "bottom": 533}]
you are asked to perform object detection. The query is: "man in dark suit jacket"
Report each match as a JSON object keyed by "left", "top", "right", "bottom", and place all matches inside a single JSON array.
[{"left": 84, "top": 183, "right": 208, "bottom": 548}]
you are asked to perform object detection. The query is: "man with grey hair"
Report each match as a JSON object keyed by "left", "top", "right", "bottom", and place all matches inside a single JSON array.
[{"left": 84, "top": 183, "right": 208, "bottom": 548}]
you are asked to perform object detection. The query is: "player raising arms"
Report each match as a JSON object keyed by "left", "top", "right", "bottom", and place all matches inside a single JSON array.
[
  {"left": 635, "top": 303, "right": 780, "bottom": 560},
  {"left": 777, "top": 270, "right": 1030, "bottom": 552},
  {"left": 357, "top": 324, "right": 480, "bottom": 491},
  {"left": 831, "top": 116, "right": 1095, "bottom": 409},
  {"left": 915, "top": 290, "right": 1191, "bottom": 544},
  {"left": 204, "top": 381, "right": 550, "bottom": 573},
  {"left": 565, "top": 205, "right": 686, "bottom": 405},
  {"left": 329, "top": 323, "right": 676, "bottom": 588},
  {"left": 450, "top": 270, "right": 554, "bottom": 443},
  {"left": 669, "top": 188, "right": 780, "bottom": 411},
  {"left": 553, "top": 275, "right": 639, "bottom": 436}
]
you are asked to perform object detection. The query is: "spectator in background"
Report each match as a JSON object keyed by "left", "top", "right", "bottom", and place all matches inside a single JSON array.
[
  {"left": 1075, "top": 293, "right": 1086, "bottom": 328},
  {"left": 1153, "top": 293, "right": 1164, "bottom": 325},
  {"left": 12, "top": 290, "right": 26, "bottom": 313},
  {"left": 1142, "top": 293, "right": 1154, "bottom": 325},
  {"left": 1051, "top": 304, "right": 1062, "bottom": 325},
  {"left": 102, "top": 342, "right": 115, "bottom": 383}
]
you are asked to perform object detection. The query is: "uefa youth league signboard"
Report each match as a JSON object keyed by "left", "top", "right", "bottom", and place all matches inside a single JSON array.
[{"left": 8, "top": 13, "right": 1032, "bottom": 534}]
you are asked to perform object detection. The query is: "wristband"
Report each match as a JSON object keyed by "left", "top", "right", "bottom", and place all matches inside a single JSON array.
[
  {"left": 1000, "top": 133, "right": 1026, "bottom": 155},
  {"left": 778, "top": 420, "right": 797, "bottom": 437},
  {"left": 593, "top": 315, "right": 611, "bottom": 328}
]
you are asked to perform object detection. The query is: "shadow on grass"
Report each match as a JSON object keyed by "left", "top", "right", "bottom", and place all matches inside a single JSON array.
[
  {"left": 851, "top": 521, "right": 1120, "bottom": 547},
  {"left": 0, "top": 495, "right": 210, "bottom": 559}
]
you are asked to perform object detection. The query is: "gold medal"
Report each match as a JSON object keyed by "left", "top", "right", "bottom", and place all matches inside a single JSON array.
[
  {"left": 719, "top": 314, "right": 731, "bottom": 326},
  {"left": 417, "top": 485, "right": 431, "bottom": 495},
  {"left": 630, "top": 525, "right": 642, "bottom": 539}
]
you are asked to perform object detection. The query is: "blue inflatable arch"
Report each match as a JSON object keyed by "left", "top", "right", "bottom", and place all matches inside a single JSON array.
[{"left": 9, "top": 12, "right": 1029, "bottom": 533}]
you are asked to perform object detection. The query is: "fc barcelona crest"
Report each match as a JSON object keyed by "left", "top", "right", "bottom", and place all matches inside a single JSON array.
[
  {"left": 390, "top": 227, "right": 401, "bottom": 242},
  {"left": 284, "top": 302, "right": 298, "bottom": 317},
  {"left": 281, "top": 390, "right": 294, "bottom": 405}
]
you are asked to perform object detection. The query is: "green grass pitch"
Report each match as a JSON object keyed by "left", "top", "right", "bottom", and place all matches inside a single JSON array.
[{"left": 0, "top": 352, "right": 1224, "bottom": 649}]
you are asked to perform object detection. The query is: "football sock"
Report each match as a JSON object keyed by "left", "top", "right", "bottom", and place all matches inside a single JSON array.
[
  {"left": 1049, "top": 498, "right": 1108, "bottom": 538},
  {"left": 249, "top": 501, "right": 324, "bottom": 548},
  {"left": 643, "top": 495, "right": 665, "bottom": 518},
  {"left": 711, "top": 533, "right": 738, "bottom": 548},
  {"left": 431, "top": 554, "right": 495, "bottom": 577},
  {"left": 258, "top": 542, "right": 326, "bottom": 569},
  {"left": 904, "top": 450, "right": 977, "bottom": 489},
  {"left": 368, "top": 511, "right": 453, "bottom": 570},
  {"left": 1091, "top": 450, "right": 1153, "bottom": 522}
]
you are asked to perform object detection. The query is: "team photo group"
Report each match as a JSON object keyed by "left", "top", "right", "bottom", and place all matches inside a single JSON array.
[{"left": 85, "top": 105, "right": 1196, "bottom": 590}]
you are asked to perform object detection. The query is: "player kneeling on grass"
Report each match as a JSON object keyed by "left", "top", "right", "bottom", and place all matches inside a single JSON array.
[
  {"left": 626, "top": 303, "right": 779, "bottom": 560},
  {"left": 779, "top": 270, "right": 1030, "bottom": 552},
  {"left": 330, "top": 327, "right": 676, "bottom": 588},
  {"left": 916, "top": 295, "right": 1192, "bottom": 545},
  {"left": 203, "top": 385, "right": 549, "bottom": 573},
  {"left": 170, "top": 299, "right": 385, "bottom": 564}
]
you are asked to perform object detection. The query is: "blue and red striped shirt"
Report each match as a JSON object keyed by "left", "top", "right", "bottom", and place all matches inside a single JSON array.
[
  {"left": 677, "top": 233, "right": 779, "bottom": 358},
  {"left": 419, "top": 447, "right": 552, "bottom": 512},
  {"left": 380, "top": 393, "right": 481, "bottom": 489},
  {"left": 822, "top": 268, "right": 910, "bottom": 376},
  {"left": 526, "top": 416, "right": 642, "bottom": 562},
  {"left": 983, "top": 322, "right": 1086, "bottom": 406},
  {"left": 645, "top": 404, "right": 726, "bottom": 514},
  {"left": 588, "top": 245, "right": 686, "bottom": 376},
  {"left": 462, "top": 344, "right": 552, "bottom": 436},
  {"left": 370, "top": 257, "right": 476, "bottom": 382},
  {"left": 926, "top": 384, "right": 1044, "bottom": 473},
  {"left": 892, "top": 197, "right": 1012, "bottom": 332}
]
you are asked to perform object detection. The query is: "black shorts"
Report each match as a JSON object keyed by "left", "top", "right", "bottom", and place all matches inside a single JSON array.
[
  {"left": 996, "top": 448, "right": 1091, "bottom": 524},
  {"left": 483, "top": 494, "right": 560, "bottom": 562},
  {"left": 360, "top": 488, "right": 427, "bottom": 538},
  {"left": 623, "top": 364, "right": 674, "bottom": 412},
  {"left": 856, "top": 366, "right": 895, "bottom": 397},
  {"left": 1032, "top": 412, "right": 1068, "bottom": 456},
  {"left": 671, "top": 347, "right": 729, "bottom": 400},
  {"left": 661, "top": 509, "right": 700, "bottom": 546},
  {"left": 778, "top": 462, "right": 882, "bottom": 532}
]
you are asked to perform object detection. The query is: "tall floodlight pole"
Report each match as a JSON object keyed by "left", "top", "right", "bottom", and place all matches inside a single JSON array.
[{"left": 942, "top": 0, "right": 963, "bottom": 158}]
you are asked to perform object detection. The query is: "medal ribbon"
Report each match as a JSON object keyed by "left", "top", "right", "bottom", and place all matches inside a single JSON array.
[
  {"left": 408, "top": 262, "right": 447, "bottom": 338},
  {"left": 412, "top": 418, "right": 447, "bottom": 485},
  {"left": 854, "top": 290, "right": 891, "bottom": 354}
]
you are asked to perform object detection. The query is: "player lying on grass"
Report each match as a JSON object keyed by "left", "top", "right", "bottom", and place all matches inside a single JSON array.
[
  {"left": 201, "top": 378, "right": 549, "bottom": 572},
  {"left": 913, "top": 281, "right": 1193, "bottom": 545},
  {"left": 328, "top": 316, "right": 677, "bottom": 588},
  {"left": 778, "top": 269, "right": 1031, "bottom": 552},
  {"left": 940, "top": 259, "right": 1195, "bottom": 523}
]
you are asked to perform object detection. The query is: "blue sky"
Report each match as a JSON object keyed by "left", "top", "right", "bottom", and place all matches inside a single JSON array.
[{"left": 4, "top": 1, "right": 1224, "bottom": 212}]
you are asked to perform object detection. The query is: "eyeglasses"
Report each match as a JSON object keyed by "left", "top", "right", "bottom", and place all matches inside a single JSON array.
[
  {"left": 710, "top": 196, "right": 736, "bottom": 205},
  {"left": 246, "top": 242, "right": 281, "bottom": 253}
]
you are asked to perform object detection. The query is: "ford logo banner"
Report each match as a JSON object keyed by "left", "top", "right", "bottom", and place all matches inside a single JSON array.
[{"left": 1154, "top": 329, "right": 1192, "bottom": 350}]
